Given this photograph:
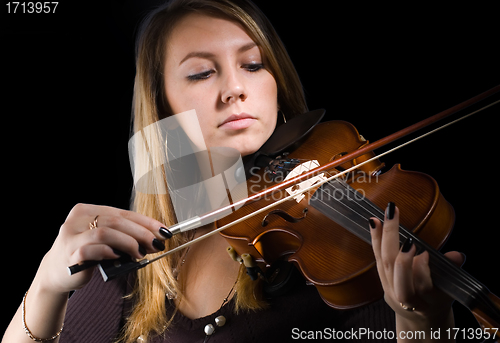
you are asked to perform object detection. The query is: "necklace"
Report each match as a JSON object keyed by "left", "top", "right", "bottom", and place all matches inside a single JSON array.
[
  {"left": 202, "top": 277, "right": 238, "bottom": 343},
  {"left": 167, "top": 230, "right": 196, "bottom": 300},
  {"left": 165, "top": 230, "right": 240, "bottom": 341}
]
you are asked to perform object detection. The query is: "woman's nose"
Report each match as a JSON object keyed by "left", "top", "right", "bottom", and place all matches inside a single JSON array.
[{"left": 220, "top": 70, "right": 248, "bottom": 104}]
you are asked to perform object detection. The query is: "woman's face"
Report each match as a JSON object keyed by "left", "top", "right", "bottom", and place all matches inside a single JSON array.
[{"left": 163, "top": 13, "right": 278, "bottom": 157}]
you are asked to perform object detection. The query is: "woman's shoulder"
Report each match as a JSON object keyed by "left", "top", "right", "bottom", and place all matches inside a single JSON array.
[{"left": 60, "top": 268, "right": 135, "bottom": 343}]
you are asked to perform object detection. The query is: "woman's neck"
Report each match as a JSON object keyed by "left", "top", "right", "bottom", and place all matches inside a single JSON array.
[{"left": 175, "top": 223, "right": 241, "bottom": 319}]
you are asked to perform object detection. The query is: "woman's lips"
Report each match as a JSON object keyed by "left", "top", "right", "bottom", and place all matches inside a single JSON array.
[{"left": 218, "top": 113, "right": 256, "bottom": 130}]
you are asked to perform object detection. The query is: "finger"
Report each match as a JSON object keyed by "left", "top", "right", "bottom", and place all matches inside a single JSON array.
[
  {"left": 369, "top": 217, "right": 390, "bottom": 288},
  {"left": 115, "top": 208, "right": 171, "bottom": 239},
  {"left": 412, "top": 251, "right": 465, "bottom": 298},
  {"left": 69, "top": 243, "right": 121, "bottom": 266},
  {"left": 76, "top": 226, "right": 147, "bottom": 259},
  {"left": 380, "top": 203, "right": 401, "bottom": 276},
  {"left": 67, "top": 203, "right": 169, "bottom": 239},
  {"left": 393, "top": 239, "right": 417, "bottom": 305},
  {"left": 96, "top": 214, "right": 161, "bottom": 254},
  {"left": 369, "top": 217, "right": 383, "bottom": 260},
  {"left": 443, "top": 251, "right": 466, "bottom": 268},
  {"left": 412, "top": 250, "right": 434, "bottom": 303}
]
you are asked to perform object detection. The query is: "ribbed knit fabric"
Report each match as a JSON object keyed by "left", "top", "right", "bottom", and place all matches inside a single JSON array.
[
  {"left": 60, "top": 270, "right": 131, "bottom": 342},
  {"left": 60, "top": 270, "right": 396, "bottom": 342}
]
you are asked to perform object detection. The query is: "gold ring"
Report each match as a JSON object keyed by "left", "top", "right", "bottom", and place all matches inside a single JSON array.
[
  {"left": 89, "top": 215, "right": 99, "bottom": 230},
  {"left": 400, "top": 302, "right": 415, "bottom": 311}
]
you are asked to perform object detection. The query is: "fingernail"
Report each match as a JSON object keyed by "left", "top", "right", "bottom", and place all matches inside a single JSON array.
[
  {"left": 152, "top": 238, "right": 166, "bottom": 251},
  {"left": 159, "top": 227, "right": 173, "bottom": 239},
  {"left": 401, "top": 237, "right": 413, "bottom": 253},
  {"left": 369, "top": 218, "right": 376, "bottom": 229},
  {"left": 138, "top": 244, "right": 147, "bottom": 257},
  {"left": 386, "top": 202, "right": 395, "bottom": 220}
]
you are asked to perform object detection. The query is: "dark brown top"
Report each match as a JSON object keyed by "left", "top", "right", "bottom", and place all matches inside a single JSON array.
[{"left": 60, "top": 269, "right": 396, "bottom": 342}]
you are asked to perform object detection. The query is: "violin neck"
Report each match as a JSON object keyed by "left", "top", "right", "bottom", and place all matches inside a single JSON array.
[
  {"left": 309, "top": 178, "right": 500, "bottom": 322},
  {"left": 427, "top": 247, "right": 499, "bottom": 320}
]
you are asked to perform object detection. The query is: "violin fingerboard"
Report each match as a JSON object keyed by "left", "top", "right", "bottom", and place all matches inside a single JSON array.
[
  {"left": 309, "top": 179, "right": 384, "bottom": 245},
  {"left": 310, "top": 179, "right": 500, "bottom": 322}
]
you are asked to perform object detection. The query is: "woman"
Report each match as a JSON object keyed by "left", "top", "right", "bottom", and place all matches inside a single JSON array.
[{"left": 3, "top": 0, "right": 467, "bottom": 342}]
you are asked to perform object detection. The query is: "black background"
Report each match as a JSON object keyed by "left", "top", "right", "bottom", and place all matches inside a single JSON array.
[{"left": 3, "top": 1, "right": 499, "bottom": 340}]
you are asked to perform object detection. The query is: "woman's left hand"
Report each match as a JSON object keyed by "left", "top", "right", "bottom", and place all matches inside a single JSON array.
[{"left": 369, "top": 202, "right": 465, "bottom": 322}]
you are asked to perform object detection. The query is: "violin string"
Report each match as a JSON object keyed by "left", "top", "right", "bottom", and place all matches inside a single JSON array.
[
  {"left": 310, "top": 180, "right": 496, "bottom": 315},
  {"left": 147, "top": 99, "right": 500, "bottom": 270},
  {"left": 314, "top": 178, "right": 483, "bottom": 289},
  {"left": 313, "top": 179, "right": 385, "bottom": 243},
  {"left": 311, "top": 187, "right": 474, "bottom": 298},
  {"left": 332, "top": 180, "right": 487, "bottom": 293},
  {"left": 144, "top": 106, "right": 500, "bottom": 317},
  {"left": 146, "top": 179, "right": 306, "bottom": 264},
  {"left": 311, "top": 181, "right": 486, "bottom": 299}
]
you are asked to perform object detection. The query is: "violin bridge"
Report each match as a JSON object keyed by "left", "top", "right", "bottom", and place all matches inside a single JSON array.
[{"left": 284, "top": 160, "right": 327, "bottom": 203}]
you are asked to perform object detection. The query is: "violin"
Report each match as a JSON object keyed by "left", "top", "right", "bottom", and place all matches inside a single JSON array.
[
  {"left": 218, "top": 118, "right": 500, "bottom": 336},
  {"left": 70, "top": 85, "right": 500, "bottom": 339},
  {"left": 217, "top": 85, "right": 500, "bottom": 339}
]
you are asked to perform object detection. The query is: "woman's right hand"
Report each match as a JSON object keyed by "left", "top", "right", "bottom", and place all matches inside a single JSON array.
[
  {"left": 37, "top": 203, "right": 169, "bottom": 294},
  {"left": 3, "top": 203, "right": 170, "bottom": 343}
]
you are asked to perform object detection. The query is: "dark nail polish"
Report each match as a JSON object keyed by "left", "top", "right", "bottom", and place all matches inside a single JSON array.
[
  {"left": 369, "top": 218, "right": 376, "bottom": 229},
  {"left": 386, "top": 202, "right": 395, "bottom": 220},
  {"left": 152, "top": 238, "right": 166, "bottom": 251},
  {"left": 159, "top": 227, "right": 173, "bottom": 239},
  {"left": 138, "top": 244, "right": 147, "bottom": 257},
  {"left": 401, "top": 237, "right": 413, "bottom": 253}
]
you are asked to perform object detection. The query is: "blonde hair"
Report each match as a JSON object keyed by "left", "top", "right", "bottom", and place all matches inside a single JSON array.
[{"left": 122, "top": 0, "right": 307, "bottom": 341}]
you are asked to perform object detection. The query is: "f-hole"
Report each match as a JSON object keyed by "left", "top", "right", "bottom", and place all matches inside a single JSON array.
[{"left": 262, "top": 208, "right": 308, "bottom": 227}]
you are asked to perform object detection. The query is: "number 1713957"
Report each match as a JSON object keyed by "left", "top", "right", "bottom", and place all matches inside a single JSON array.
[
  {"left": 445, "top": 327, "right": 499, "bottom": 340},
  {"left": 6, "top": 2, "right": 58, "bottom": 14}
]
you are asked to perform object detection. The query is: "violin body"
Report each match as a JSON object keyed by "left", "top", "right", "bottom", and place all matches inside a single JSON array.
[{"left": 218, "top": 120, "right": 455, "bottom": 308}]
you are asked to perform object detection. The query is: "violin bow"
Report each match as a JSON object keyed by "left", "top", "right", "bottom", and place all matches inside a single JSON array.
[{"left": 68, "top": 85, "right": 500, "bottom": 279}]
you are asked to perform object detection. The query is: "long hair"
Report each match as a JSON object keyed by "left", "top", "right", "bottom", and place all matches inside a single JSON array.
[{"left": 123, "top": 0, "right": 307, "bottom": 341}]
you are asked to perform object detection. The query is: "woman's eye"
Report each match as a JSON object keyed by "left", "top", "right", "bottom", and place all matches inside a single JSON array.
[
  {"left": 186, "top": 64, "right": 263, "bottom": 81},
  {"left": 187, "top": 69, "right": 215, "bottom": 81},
  {"left": 243, "top": 63, "right": 264, "bottom": 72}
]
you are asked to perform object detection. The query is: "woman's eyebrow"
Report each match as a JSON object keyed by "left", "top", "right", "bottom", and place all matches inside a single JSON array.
[
  {"left": 238, "top": 42, "right": 257, "bottom": 53},
  {"left": 179, "top": 42, "right": 258, "bottom": 66},
  {"left": 179, "top": 51, "right": 215, "bottom": 66}
]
